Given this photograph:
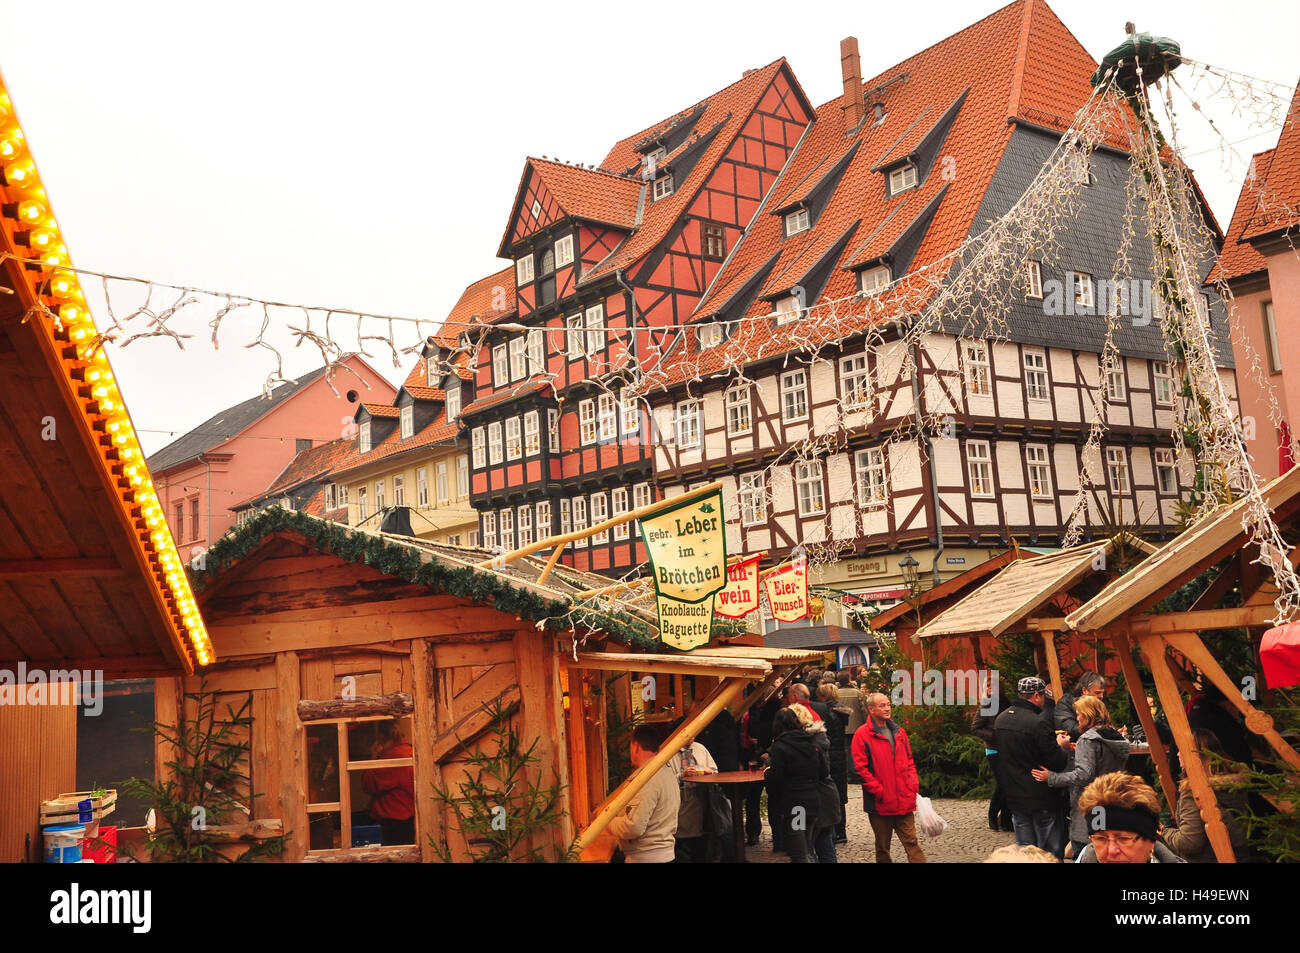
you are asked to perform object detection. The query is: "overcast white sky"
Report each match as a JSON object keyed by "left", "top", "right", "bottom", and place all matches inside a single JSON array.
[{"left": 0, "top": 0, "right": 1295, "bottom": 454}]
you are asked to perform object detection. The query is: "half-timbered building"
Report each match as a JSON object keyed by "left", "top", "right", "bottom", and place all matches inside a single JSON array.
[
  {"left": 453, "top": 61, "right": 816, "bottom": 575},
  {"left": 646, "top": 2, "right": 1239, "bottom": 623}
]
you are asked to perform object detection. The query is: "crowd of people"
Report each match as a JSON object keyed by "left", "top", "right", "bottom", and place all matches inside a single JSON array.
[{"left": 606, "top": 663, "right": 1262, "bottom": 864}]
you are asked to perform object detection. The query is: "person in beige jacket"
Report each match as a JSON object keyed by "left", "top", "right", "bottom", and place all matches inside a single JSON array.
[{"left": 607, "top": 726, "right": 681, "bottom": 863}]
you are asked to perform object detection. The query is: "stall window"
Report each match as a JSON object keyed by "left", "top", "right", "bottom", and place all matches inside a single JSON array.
[{"left": 306, "top": 714, "right": 416, "bottom": 854}]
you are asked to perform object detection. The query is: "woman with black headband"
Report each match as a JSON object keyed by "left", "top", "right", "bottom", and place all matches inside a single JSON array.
[{"left": 1072, "top": 772, "right": 1186, "bottom": 863}]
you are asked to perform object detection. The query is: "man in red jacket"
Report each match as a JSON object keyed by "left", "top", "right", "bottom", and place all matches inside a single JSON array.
[{"left": 851, "top": 693, "right": 926, "bottom": 863}]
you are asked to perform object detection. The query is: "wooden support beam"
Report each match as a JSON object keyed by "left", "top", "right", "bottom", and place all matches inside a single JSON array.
[
  {"left": 201, "top": 818, "right": 284, "bottom": 840},
  {"left": 302, "top": 845, "right": 421, "bottom": 863},
  {"left": 275, "top": 653, "right": 306, "bottom": 862},
  {"left": 296, "top": 692, "right": 414, "bottom": 722},
  {"left": 1161, "top": 633, "right": 1300, "bottom": 773},
  {"left": 1042, "top": 631, "right": 1063, "bottom": 700},
  {"left": 536, "top": 542, "right": 566, "bottom": 586},
  {"left": 409, "top": 638, "right": 443, "bottom": 863},
  {"left": 1112, "top": 630, "right": 1178, "bottom": 810},
  {"left": 573, "top": 674, "right": 748, "bottom": 856},
  {"left": 0, "top": 557, "right": 122, "bottom": 580},
  {"left": 1130, "top": 606, "right": 1278, "bottom": 634},
  {"left": 478, "top": 480, "right": 723, "bottom": 571},
  {"left": 427, "top": 685, "right": 521, "bottom": 763},
  {"left": 1137, "top": 633, "right": 1237, "bottom": 863},
  {"left": 567, "top": 652, "right": 771, "bottom": 680}
]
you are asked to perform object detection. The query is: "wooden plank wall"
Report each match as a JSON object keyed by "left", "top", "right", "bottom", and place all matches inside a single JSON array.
[{"left": 0, "top": 701, "right": 77, "bottom": 862}]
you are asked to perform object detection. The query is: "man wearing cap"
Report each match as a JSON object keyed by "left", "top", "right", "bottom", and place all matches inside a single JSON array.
[
  {"left": 993, "top": 676, "right": 1070, "bottom": 858},
  {"left": 1074, "top": 772, "right": 1186, "bottom": 863}
]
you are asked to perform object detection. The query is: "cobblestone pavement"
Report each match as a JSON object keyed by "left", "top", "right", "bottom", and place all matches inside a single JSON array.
[{"left": 747, "top": 797, "right": 1016, "bottom": 863}]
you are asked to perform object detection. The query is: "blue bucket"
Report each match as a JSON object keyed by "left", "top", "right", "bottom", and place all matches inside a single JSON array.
[{"left": 43, "top": 824, "right": 86, "bottom": 863}]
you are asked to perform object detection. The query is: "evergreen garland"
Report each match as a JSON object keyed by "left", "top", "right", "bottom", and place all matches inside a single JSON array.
[{"left": 192, "top": 507, "right": 678, "bottom": 650}]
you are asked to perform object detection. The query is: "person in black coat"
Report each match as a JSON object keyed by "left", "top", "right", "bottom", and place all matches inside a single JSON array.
[
  {"left": 763, "top": 706, "right": 829, "bottom": 863},
  {"left": 754, "top": 692, "right": 784, "bottom": 849},
  {"left": 993, "top": 676, "right": 1069, "bottom": 858},
  {"left": 817, "top": 683, "right": 851, "bottom": 842},
  {"left": 972, "top": 686, "right": 1014, "bottom": 832}
]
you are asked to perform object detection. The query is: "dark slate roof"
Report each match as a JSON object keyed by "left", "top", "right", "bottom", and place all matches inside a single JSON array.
[
  {"left": 762, "top": 624, "right": 877, "bottom": 649},
  {"left": 146, "top": 365, "right": 331, "bottom": 473}
]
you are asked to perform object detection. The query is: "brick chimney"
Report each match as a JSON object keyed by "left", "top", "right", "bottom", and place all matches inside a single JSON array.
[{"left": 841, "top": 36, "right": 865, "bottom": 131}]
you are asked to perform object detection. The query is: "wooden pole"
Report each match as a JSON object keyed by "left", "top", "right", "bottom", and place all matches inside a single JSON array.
[
  {"left": 1042, "top": 630, "right": 1064, "bottom": 700},
  {"left": 478, "top": 480, "right": 724, "bottom": 570},
  {"left": 536, "top": 543, "right": 567, "bottom": 586},
  {"left": 573, "top": 674, "right": 748, "bottom": 855},
  {"left": 1138, "top": 633, "right": 1237, "bottom": 863},
  {"left": 1112, "top": 629, "right": 1178, "bottom": 810}
]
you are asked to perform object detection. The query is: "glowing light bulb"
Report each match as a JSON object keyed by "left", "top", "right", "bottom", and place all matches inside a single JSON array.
[
  {"left": 60, "top": 302, "right": 89, "bottom": 324},
  {"left": 4, "top": 160, "right": 37, "bottom": 189},
  {"left": 17, "top": 199, "right": 47, "bottom": 224},
  {"left": 50, "top": 271, "right": 77, "bottom": 298},
  {"left": 41, "top": 247, "right": 68, "bottom": 268},
  {"left": 0, "top": 130, "right": 23, "bottom": 161},
  {"left": 29, "top": 226, "right": 57, "bottom": 249}
]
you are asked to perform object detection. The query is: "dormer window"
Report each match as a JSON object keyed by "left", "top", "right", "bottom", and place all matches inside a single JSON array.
[
  {"left": 784, "top": 207, "right": 810, "bottom": 237},
  {"left": 652, "top": 174, "right": 674, "bottom": 201},
  {"left": 445, "top": 385, "right": 460, "bottom": 422},
  {"left": 425, "top": 357, "right": 437, "bottom": 387},
  {"left": 858, "top": 265, "right": 890, "bottom": 295},
  {"left": 1067, "top": 150, "right": 1091, "bottom": 187},
  {"left": 698, "top": 323, "right": 723, "bottom": 349},
  {"left": 359, "top": 420, "right": 371, "bottom": 454},
  {"left": 400, "top": 404, "right": 413, "bottom": 439},
  {"left": 888, "top": 163, "right": 918, "bottom": 196},
  {"left": 642, "top": 147, "right": 666, "bottom": 179},
  {"left": 774, "top": 295, "right": 803, "bottom": 326},
  {"left": 515, "top": 254, "right": 534, "bottom": 284}
]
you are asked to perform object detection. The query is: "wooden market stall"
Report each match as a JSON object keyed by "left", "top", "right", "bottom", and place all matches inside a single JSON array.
[
  {"left": 1055, "top": 467, "right": 1300, "bottom": 863},
  {"left": 0, "top": 72, "right": 211, "bottom": 861}
]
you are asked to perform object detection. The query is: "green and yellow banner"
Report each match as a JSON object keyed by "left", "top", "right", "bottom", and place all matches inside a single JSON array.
[{"left": 641, "top": 490, "right": 727, "bottom": 650}]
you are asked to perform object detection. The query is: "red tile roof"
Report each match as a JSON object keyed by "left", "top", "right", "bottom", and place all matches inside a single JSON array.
[
  {"left": 361, "top": 403, "right": 400, "bottom": 418},
  {"left": 439, "top": 265, "right": 517, "bottom": 332},
  {"left": 657, "top": 0, "right": 1117, "bottom": 387},
  {"left": 1240, "top": 83, "right": 1300, "bottom": 242},
  {"left": 1210, "top": 148, "right": 1275, "bottom": 284},
  {"left": 330, "top": 408, "right": 462, "bottom": 477},
  {"left": 403, "top": 384, "right": 446, "bottom": 402},
  {"left": 526, "top": 158, "right": 642, "bottom": 231},
  {"left": 234, "top": 437, "right": 355, "bottom": 508},
  {"left": 459, "top": 379, "right": 551, "bottom": 418}
]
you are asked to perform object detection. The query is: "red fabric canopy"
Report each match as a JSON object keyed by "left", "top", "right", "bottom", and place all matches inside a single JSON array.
[{"left": 1261, "top": 622, "right": 1300, "bottom": 689}]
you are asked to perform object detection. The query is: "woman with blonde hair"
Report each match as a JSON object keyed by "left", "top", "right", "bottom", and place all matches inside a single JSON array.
[{"left": 1031, "top": 694, "right": 1129, "bottom": 859}]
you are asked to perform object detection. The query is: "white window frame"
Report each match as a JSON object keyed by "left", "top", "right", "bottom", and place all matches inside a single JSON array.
[
  {"left": 505, "top": 416, "right": 522, "bottom": 460},
  {"left": 967, "top": 440, "right": 994, "bottom": 498},
  {"left": 598, "top": 393, "right": 618, "bottom": 441},
  {"left": 417, "top": 466, "right": 429, "bottom": 507},
  {"left": 584, "top": 304, "right": 605, "bottom": 355},
  {"left": 524, "top": 410, "right": 540, "bottom": 456},
  {"left": 633, "top": 483, "right": 650, "bottom": 535},
  {"left": 527, "top": 329, "right": 544, "bottom": 375},
  {"left": 1072, "top": 271, "right": 1094, "bottom": 310},
  {"left": 726, "top": 385, "right": 752, "bottom": 436},
  {"left": 1153, "top": 361, "right": 1175, "bottom": 406},
  {"left": 1106, "top": 365, "right": 1126, "bottom": 403},
  {"left": 493, "top": 344, "right": 509, "bottom": 385},
  {"left": 456, "top": 454, "right": 468, "bottom": 497},
  {"left": 426, "top": 358, "right": 437, "bottom": 387},
  {"left": 467, "top": 529, "right": 479, "bottom": 548},
  {"left": 374, "top": 479, "right": 386, "bottom": 511},
  {"left": 698, "top": 323, "right": 723, "bottom": 349},
  {"left": 537, "top": 500, "right": 552, "bottom": 538},
  {"left": 1026, "top": 260, "right": 1043, "bottom": 299},
  {"left": 841, "top": 354, "right": 872, "bottom": 410},
  {"left": 739, "top": 472, "right": 765, "bottom": 526},
  {"left": 620, "top": 389, "right": 639, "bottom": 436},
  {"left": 1023, "top": 348, "right": 1049, "bottom": 401},
  {"left": 611, "top": 488, "right": 629, "bottom": 541},
  {"left": 435, "top": 461, "right": 449, "bottom": 505},
  {"left": 400, "top": 403, "right": 413, "bottom": 439},
  {"left": 548, "top": 408, "right": 560, "bottom": 453},
  {"left": 675, "top": 399, "right": 701, "bottom": 448},
  {"left": 509, "top": 337, "right": 527, "bottom": 381},
  {"left": 325, "top": 483, "right": 336, "bottom": 510},
  {"left": 357, "top": 486, "right": 368, "bottom": 521},
  {"left": 1264, "top": 302, "right": 1282, "bottom": 374},
  {"left": 1155, "top": 448, "right": 1177, "bottom": 494},
  {"left": 579, "top": 399, "right": 597, "bottom": 445},
  {"left": 855, "top": 448, "right": 888, "bottom": 507},
  {"left": 482, "top": 512, "right": 496, "bottom": 550},
  {"left": 784, "top": 207, "right": 810, "bottom": 237},
  {"left": 888, "top": 163, "right": 918, "bottom": 196},
  {"left": 518, "top": 505, "right": 533, "bottom": 548},
  {"left": 795, "top": 461, "right": 825, "bottom": 516},
  {"left": 499, "top": 508, "right": 514, "bottom": 550},
  {"left": 591, "top": 493, "right": 609, "bottom": 543},
  {"left": 338, "top": 484, "right": 348, "bottom": 505},
  {"left": 445, "top": 385, "right": 460, "bottom": 422},
  {"left": 774, "top": 295, "right": 802, "bottom": 326},
  {"left": 963, "top": 340, "right": 992, "bottom": 397},
  {"left": 393, "top": 474, "right": 405, "bottom": 506},
  {"left": 1106, "top": 447, "right": 1130, "bottom": 494},
  {"left": 652, "top": 174, "right": 674, "bottom": 201},
  {"left": 781, "top": 370, "right": 808, "bottom": 422},
  {"left": 560, "top": 498, "right": 572, "bottom": 537},
  {"left": 567, "top": 315, "right": 584, "bottom": 359},
  {"left": 554, "top": 234, "right": 574, "bottom": 267},
  {"left": 516, "top": 254, "right": 534, "bottom": 284},
  {"left": 472, "top": 427, "right": 485, "bottom": 469},
  {"left": 573, "top": 497, "right": 588, "bottom": 546},
  {"left": 1026, "top": 445, "right": 1052, "bottom": 499},
  {"left": 488, "top": 421, "right": 503, "bottom": 465},
  {"left": 858, "top": 265, "right": 890, "bottom": 295}
]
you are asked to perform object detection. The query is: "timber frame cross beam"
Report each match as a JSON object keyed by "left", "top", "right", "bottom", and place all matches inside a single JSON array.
[{"left": 475, "top": 480, "right": 723, "bottom": 584}]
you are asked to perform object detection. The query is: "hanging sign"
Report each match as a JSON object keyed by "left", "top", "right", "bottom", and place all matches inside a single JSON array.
[
  {"left": 713, "top": 554, "right": 761, "bottom": 618},
  {"left": 642, "top": 490, "right": 728, "bottom": 651},
  {"left": 764, "top": 559, "right": 809, "bottom": 623}
]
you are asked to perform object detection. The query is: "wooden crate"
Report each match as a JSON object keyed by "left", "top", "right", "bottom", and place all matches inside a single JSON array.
[{"left": 40, "top": 790, "right": 117, "bottom": 826}]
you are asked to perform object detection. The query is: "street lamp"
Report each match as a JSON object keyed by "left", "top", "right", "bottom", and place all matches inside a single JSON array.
[{"left": 899, "top": 554, "right": 920, "bottom": 593}]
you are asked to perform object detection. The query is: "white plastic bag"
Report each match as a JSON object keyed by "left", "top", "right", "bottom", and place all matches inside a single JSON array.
[{"left": 915, "top": 794, "right": 948, "bottom": 838}]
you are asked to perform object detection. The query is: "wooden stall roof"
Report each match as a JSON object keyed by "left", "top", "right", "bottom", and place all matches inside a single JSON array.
[
  {"left": 914, "top": 535, "right": 1155, "bottom": 640},
  {"left": 196, "top": 507, "right": 668, "bottom": 647},
  {"left": 1066, "top": 468, "right": 1300, "bottom": 634},
  {"left": 696, "top": 646, "right": 828, "bottom": 665},
  {"left": 0, "top": 75, "right": 209, "bottom": 676},
  {"left": 868, "top": 548, "right": 1033, "bottom": 633}
]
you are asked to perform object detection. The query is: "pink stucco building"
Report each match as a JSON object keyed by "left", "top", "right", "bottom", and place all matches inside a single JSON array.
[
  {"left": 1215, "top": 82, "right": 1300, "bottom": 480},
  {"left": 146, "top": 355, "right": 396, "bottom": 560}
]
